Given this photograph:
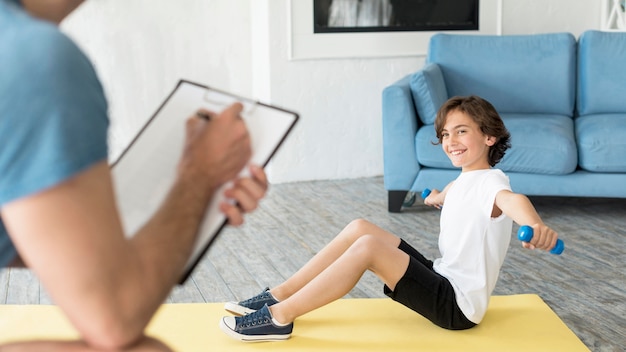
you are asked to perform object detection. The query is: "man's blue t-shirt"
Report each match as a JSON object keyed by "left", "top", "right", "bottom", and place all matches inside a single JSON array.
[{"left": 0, "top": 1, "right": 109, "bottom": 266}]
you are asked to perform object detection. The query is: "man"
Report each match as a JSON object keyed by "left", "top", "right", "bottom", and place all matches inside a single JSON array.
[{"left": 0, "top": 0, "right": 267, "bottom": 350}]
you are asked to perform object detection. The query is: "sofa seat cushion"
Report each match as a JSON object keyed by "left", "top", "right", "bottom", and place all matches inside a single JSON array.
[
  {"left": 576, "top": 114, "right": 626, "bottom": 172},
  {"left": 498, "top": 114, "right": 577, "bottom": 174},
  {"left": 415, "top": 114, "right": 578, "bottom": 174},
  {"left": 415, "top": 125, "right": 451, "bottom": 169}
]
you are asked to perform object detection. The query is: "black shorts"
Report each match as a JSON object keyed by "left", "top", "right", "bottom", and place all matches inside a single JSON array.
[{"left": 384, "top": 239, "right": 476, "bottom": 330}]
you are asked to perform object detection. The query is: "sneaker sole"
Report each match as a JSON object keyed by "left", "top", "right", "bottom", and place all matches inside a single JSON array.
[
  {"left": 223, "top": 302, "right": 255, "bottom": 316},
  {"left": 219, "top": 318, "right": 291, "bottom": 342}
]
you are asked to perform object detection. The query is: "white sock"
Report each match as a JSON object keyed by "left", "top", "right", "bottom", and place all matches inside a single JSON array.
[
  {"left": 268, "top": 290, "right": 279, "bottom": 302},
  {"left": 272, "top": 317, "right": 290, "bottom": 327},
  {"left": 268, "top": 307, "right": 289, "bottom": 326}
]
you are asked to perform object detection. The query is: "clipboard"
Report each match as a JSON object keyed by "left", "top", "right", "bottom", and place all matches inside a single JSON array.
[{"left": 110, "top": 80, "right": 299, "bottom": 283}]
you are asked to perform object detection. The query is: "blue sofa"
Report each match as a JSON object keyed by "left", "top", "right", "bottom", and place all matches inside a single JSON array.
[{"left": 382, "top": 30, "right": 626, "bottom": 212}]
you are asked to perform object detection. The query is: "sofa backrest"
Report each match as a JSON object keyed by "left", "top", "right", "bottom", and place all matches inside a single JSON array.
[
  {"left": 427, "top": 33, "right": 576, "bottom": 116},
  {"left": 577, "top": 30, "right": 626, "bottom": 115}
]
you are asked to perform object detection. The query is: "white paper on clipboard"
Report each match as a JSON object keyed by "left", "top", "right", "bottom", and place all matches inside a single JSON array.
[{"left": 110, "top": 80, "right": 298, "bottom": 283}]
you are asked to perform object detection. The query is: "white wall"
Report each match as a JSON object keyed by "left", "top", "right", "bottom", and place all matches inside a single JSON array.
[
  {"left": 62, "top": 0, "right": 601, "bottom": 184},
  {"left": 62, "top": 0, "right": 253, "bottom": 160},
  {"left": 502, "top": 0, "right": 600, "bottom": 36}
]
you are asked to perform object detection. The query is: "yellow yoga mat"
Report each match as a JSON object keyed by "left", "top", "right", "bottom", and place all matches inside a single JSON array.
[{"left": 0, "top": 294, "right": 588, "bottom": 352}]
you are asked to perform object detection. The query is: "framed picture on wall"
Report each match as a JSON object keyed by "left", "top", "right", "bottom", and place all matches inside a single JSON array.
[
  {"left": 313, "top": 0, "right": 479, "bottom": 33},
  {"left": 289, "top": 0, "right": 502, "bottom": 60}
]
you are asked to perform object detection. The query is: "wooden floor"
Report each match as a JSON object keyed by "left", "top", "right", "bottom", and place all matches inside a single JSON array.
[{"left": 1, "top": 176, "right": 624, "bottom": 351}]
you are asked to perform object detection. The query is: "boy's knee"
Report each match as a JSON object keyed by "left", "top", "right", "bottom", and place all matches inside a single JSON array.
[
  {"left": 339, "top": 219, "right": 374, "bottom": 244},
  {"left": 350, "top": 234, "right": 382, "bottom": 256},
  {"left": 345, "top": 218, "right": 373, "bottom": 233}
]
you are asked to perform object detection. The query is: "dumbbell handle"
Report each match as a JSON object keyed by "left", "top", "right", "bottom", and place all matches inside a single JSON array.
[{"left": 517, "top": 225, "right": 564, "bottom": 255}]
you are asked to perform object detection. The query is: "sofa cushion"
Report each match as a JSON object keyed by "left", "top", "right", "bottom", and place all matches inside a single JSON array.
[
  {"left": 409, "top": 63, "right": 448, "bottom": 125},
  {"left": 427, "top": 33, "right": 576, "bottom": 116},
  {"left": 415, "top": 125, "right": 451, "bottom": 169},
  {"left": 577, "top": 30, "right": 626, "bottom": 115},
  {"left": 415, "top": 114, "right": 578, "bottom": 175},
  {"left": 576, "top": 114, "right": 626, "bottom": 172},
  {"left": 498, "top": 114, "right": 577, "bottom": 174}
]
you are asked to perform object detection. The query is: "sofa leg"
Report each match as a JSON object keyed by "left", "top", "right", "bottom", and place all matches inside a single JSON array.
[{"left": 388, "top": 190, "right": 408, "bottom": 213}]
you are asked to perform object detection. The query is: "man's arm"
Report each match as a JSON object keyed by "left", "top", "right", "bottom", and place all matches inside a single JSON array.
[
  {"left": 3, "top": 161, "right": 196, "bottom": 350},
  {"left": 1, "top": 104, "right": 264, "bottom": 350},
  {"left": 494, "top": 190, "right": 559, "bottom": 251}
]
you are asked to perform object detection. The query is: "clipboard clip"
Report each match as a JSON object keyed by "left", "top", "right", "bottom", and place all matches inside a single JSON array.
[{"left": 203, "top": 90, "right": 258, "bottom": 116}]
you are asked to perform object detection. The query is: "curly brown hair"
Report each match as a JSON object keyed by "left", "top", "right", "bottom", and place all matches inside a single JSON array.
[{"left": 434, "top": 96, "right": 511, "bottom": 167}]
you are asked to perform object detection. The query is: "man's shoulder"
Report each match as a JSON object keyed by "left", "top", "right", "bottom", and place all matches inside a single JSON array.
[
  {"left": 1, "top": 16, "right": 89, "bottom": 85},
  {"left": 0, "top": 14, "right": 103, "bottom": 114}
]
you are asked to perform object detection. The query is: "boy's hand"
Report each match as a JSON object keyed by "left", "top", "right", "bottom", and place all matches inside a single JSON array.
[
  {"left": 423, "top": 189, "right": 443, "bottom": 209},
  {"left": 523, "top": 224, "right": 559, "bottom": 252}
]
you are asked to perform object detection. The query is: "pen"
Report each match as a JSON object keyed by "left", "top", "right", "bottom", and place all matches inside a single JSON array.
[{"left": 196, "top": 111, "right": 211, "bottom": 120}]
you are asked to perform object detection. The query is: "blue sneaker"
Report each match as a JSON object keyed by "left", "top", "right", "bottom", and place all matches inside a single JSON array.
[
  {"left": 224, "top": 287, "right": 279, "bottom": 315},
  {"left": 220, "top": 304, "right": 293, "bottom": 342}
]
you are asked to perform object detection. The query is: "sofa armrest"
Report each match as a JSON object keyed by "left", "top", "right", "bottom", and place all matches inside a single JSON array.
[{"left": 382, "top": 74, "right": 421, "bottom": 192}]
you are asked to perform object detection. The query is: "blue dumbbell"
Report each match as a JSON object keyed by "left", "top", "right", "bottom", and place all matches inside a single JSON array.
[{"left": 517, "top": 225, "right": 564, "bottom": 255}]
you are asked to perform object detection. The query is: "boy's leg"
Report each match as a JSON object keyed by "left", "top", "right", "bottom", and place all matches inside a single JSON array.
[
  {"left": 397, "top": 239, "right": 434, "bottom": 269},
  {"left": 269, "top": 234, "right": 410, "bottom": 324},
  {"left": 272, "top": 219, "right": 402, "bottom": 301},
  {"left": 383, "top": 251, "right": 476, "bottom": 330}
]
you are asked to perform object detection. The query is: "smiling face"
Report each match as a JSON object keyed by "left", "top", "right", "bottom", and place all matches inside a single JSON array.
[{"left": 441, "top": 109, "right": 496, "bottom": 172}]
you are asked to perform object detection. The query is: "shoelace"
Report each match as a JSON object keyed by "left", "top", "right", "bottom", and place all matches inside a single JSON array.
[
  {"left": 238, "top": 309, "right": 271, "bottom": 329},
  {"left": 241, "top": 289, "right": 271, "bottom": 305}
]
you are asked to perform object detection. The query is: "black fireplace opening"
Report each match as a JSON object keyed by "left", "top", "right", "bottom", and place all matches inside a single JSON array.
[{"left": 314, "top": 0, "right": 479, "bottom": 33}]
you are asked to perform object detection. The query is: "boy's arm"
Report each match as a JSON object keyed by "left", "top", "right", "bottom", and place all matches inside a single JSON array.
[
  {"left": 494, "top": 190, "right": 559, "bottom": 251},
  {"left": 423, "top": 181, "right": 454, "bottom": 209}
]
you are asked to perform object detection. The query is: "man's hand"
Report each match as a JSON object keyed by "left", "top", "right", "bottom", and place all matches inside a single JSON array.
[
  {"left": 220, "top": 164, "right": 268, "bottom": 226},
  {"left": 179, "top": 103, "right": 252, "bottom": 197}
]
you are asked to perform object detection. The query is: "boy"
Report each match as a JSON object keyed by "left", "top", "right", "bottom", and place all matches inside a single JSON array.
[{"left": 220, "top": 95, "right": 560, "bottom": 341}]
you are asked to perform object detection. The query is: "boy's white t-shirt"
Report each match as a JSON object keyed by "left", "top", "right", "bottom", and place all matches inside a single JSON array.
[{"left": 432, "top": 169, "right": 513, "bottom": 324}]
